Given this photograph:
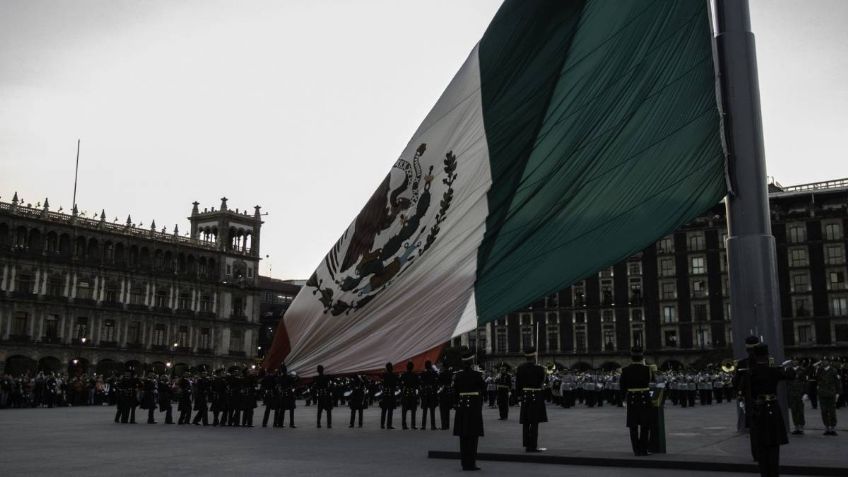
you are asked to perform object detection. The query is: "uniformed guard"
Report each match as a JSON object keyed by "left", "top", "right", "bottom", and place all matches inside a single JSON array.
[
  {"left": 348, "top": 374, "right": 366, "bottom": 428},
  {"left": 314, "top": 365, "right": 333, "bottom": 428},
  {"left": 515, "top": 347, "right": 547, "bottom": 452},
  {"left": 437, "top": 362, "right": 454, "bottom": 430},
  {"left": 733, "top": 335, "right": 761, "bottom": 460},
  {"left": 817, "top": 357, "right": 841, "bottom": 436},
  {"left": 177, "top": 373, "right": 193, "bottom": 425},
  {"left": 620, "top": 346, "right": 653, "bottom": 456},
  {"left": 113, "top": 372, "right": 125, "bottom": 423},
  {"left": 400, "top": 361, "right": 420, "bottom": 430},
  {"left": 279, "top": 365, "right": 298, "bottom": 428},
  {"left": 140, "top": 372, "right": 158, "bottom": 424},
  {"left": 380, "top": 362, "right": 399, "bottom": 429},
  {"left": 743, "top": 344, "right": 793, "bottom": 477},
  {"left": 453, "top": 351, "right": 484, "bottom": 471},
  {"left": 260, "top": 369, "right": 279, "bottom": 428},
  {"left": 157, "top": 374, "right": 174, "bottom": 424},
  {"left": 211, "top": 370, "right": 228, "bottom": 426},
  {"left": 241, "top": 368, "right": 258, "bottom": 427},
  {"left": 419, "top": 360, "right": 439, "bottom": 430},
  {"left": 787, "top": 363, "right": 806, "bottom": 435},
  {"left": 126, "top": 370, "right": 140, "bottom": 424},
  {"left": 192, "top": 370, "right": 211, "bottom": 426},
  {"left": 227, "top": 371, "right": 242, "bottom": 426},
  {"left": 495, "top": 365, "right": 512, "bottom": 420}
]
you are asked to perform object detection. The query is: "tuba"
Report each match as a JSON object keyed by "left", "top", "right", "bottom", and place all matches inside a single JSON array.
[{"left": 720, "top": 359, "right": 736, "bottom": 373}]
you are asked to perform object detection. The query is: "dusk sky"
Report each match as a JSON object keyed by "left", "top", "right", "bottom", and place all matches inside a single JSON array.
[{"left": 2, "top": 0, "right": 846, "bottom": 280}]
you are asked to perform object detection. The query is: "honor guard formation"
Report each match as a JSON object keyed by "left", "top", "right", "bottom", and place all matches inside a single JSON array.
[{"left": 2, "top": 342, "right": 845, "bottom": 474}]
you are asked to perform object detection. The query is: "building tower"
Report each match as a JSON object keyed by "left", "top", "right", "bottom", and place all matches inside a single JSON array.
[{"left": 188, "top": 197, "right": 263, "bottom": 285}]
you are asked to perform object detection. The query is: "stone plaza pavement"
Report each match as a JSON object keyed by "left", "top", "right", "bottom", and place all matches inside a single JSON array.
[{"left": 0, "top": 400, "right": 845, "bottom": 476}]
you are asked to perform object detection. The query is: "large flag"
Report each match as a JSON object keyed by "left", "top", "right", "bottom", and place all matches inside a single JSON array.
[{"left": 265, "top": 0, "right": 726, "bottom": 376}]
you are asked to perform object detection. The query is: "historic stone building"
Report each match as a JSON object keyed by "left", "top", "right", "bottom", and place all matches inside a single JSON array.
[
  {"left": 256, "top": 276, "right": 301, "bottom": 360},
  {"left": 0, "top": 194, "right": 264, "bottom": 376},
  {"left": 457, "top": 178, "right": 848, "bottom": 370}
]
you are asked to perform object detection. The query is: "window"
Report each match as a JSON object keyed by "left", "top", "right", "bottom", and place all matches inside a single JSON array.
[
  {"left": 721, "top": 277, "right": 729, "bottom": 296},
  {"left": 46, "top": 275, "right": 64, "bottom": 297},
  {"left": 719, "top": 231, "right": 727, "bottom": 249},
  {"left": 664, "top": 329, "right": 678, "bottom": 347},
  {"left": 831, "top": 296, "right": 848, "bottom": 316},
  {"left": 630, "top": 309, "right": 644, "bottom": 322},
  {"left": 130, "top": 286, "right": 146, "bottom": 305},
  {"left": 574, "top": 325, "right": 587, "bottom": 353},
  {"left": 724, "top": 302, "right": 731, "bottom": 321},
  {"left": 200, "top": 294, "right": 213, "bottom": 312},
  {"left": 791, "top": 271, "right": 810, "bottom": 293},
  {"left": 177, "top": 326, "right": 189, "bottom": 347},
  {"left": 720, "top": 252, "right": 727, "bottom": 272},
  {"left": 629, "top": 278, "right": 642, "bottom": 303},
  {"left": 476, "top": 327, "right": 487, "bottom": 351},
  {"left": 102, "top": 319, "right": 116, "bottom": 342},
  {"left": 546, "top": 313, "right": 559, "bottom": 352},
  {"left": 694, "top": 325, "right": 711, "bottom": 349},
  {"left": 661, "top": 281, "right": 676, "bottom": 300},
  {"left": 152, "top": 324, "right": 166, "bottom": 346},
  {"left": 787, "top": 223, "right": 806, "bottom": 243},
  {"left": 828, "top": 271, "right": 846, "bottom": 290},
  {"left": 691, "top": 279, "right": 707, "bottom": 298},
  {"left": 687, "top": 233, "right": 705, "bottom": 251},
  {"left": 631, "top": 324, "right": 644, "bottom": 347},
  {"left": 15, "top": 273, "right": 34, "bottom": 294},
  {"left": 573, "top": 282, "right": 585, "bottom": 306},
  {"left": 178, "top": 292, "right": 192, "bottom": 310},
  {"left": 834, "top": 323, "right": 848, "bottom": 343},
  {"left": 599, "top": 267, "right": 614, "bottom": 278},
  {"left": 520, "top": 313, "right": 534, "bottom": 352},
  {"left": 794, "top": 296, "right": 812, "bottom": 317},
  {"left": 104, "top": 282, "right": 119, "bottom": 303},
  {"left": 824, "top": 222, "right": 843, "bottom": 241},
  {"left": 199, "top": 328, "right": 211, "bottom": 350},
  {"left": 690, "top": 256, "right": 706, "bottom": 275},
  {"left": 789, "top": 248, "right": 809, "bottom": 267},
  {"left": 663, "top": 305, "right": 676, "bottom": 323},
  {"left": 127, "top": 321, "right": 141, "bottom": 344},
  {"left": 658, "top": 236, "right": 674, "bottom": 254},
  {"left": 825, "top": 245, "right": 845, "bottom": 265},
  {"left": 603, "top": 326, "right": 616, "bottom": 351},
  {"left": 44, "top": 315, "right": 59, "bottom": 340},
  {"left": 229, "top": 330, "right": 243, "bottom": 352},
  {"left": 693, "top": 303, "right": 709, "bottom": 322},
  {"left": 600, "top": 279, "right": 613, "bottom": 305},
  {"left": 659, "top": 257, "right": 675, "bottom": 276},
  {"left": 13, "top": 312, "right": 28, "bottom": 336},
  {"left": 601, "top": 309, "right": 615, "bottom": 322},
  {"left": 628, "top": 260, "right": 642, "bottom": 276},
  {"left": 155, "top": 290, "right": 169, "bottom": 308},
  {"left": 796, "top": 324, "right": 814, "bottom": 345},
  {"left": 573, "top": 312, "right": 586, "bottom": 324},
  {"left": 546, "top": 293, "right": 559, "bottom": 308},
  {"left": 232, "top": 296, "right": 245, "bottom": 317},
  {"left": 495, "top": 327, "right": 507, "bottom": 353},
  {"left": 74, "top": 317, "right": 88, "bottom": 340},
  {"left": 76, "top": 280, "right": 92, "bottom": 299}
]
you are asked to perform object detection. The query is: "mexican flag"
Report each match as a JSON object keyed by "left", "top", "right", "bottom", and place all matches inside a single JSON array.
[{"left": 265, "top": 0, "right": 726, "bottom": 376}]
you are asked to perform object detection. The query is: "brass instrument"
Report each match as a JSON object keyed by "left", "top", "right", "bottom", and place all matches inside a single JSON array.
[
  {"left": 720, "top": 359, "right": 736, "bottom": 373},
  {"left": 545, "top": 362, "right": 557, "bottom": 375}
]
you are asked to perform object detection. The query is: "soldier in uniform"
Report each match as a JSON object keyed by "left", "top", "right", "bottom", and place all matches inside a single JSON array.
[
  {"left": 419, "top": 360, "right": 439, "bottom": 430},
  {"left": 241, "top": 368, "right": 258, "bottom": 427},
  {"left": 177, "top": 373, "right": 193, "bottom": 425},
  {"left": 227, "top": 370, "right": 242, "bottom": 426},
  {"left": 437, "top": 362, "right": 454, "bottom": 430},
  {"left": 348, "top": 374, "right": 366, "bottom": 428},
  {"left": 733, "top": 335, "right": 761, "bottom": 460},
  {"left": 380, "top": 362, "right": 399, "bottom": 429},
  {"left": 211, "top": 370, "right": 228, "bottom": 426},
  {"left": 620, "top": 346, "right": 653, "bottom": 456},
  {"left": 192, "top": 370, "right": 210, "bottom": 426},
  {"left": 157, "top": 374, "right": 174, "bottom": 424},
  {"left": 314, "top": 365, "right": 333, "bottom": 428},
  {"left": 515, "top": 347, "right": 547, "bottom": 452},
  {"left": 743, "top": 344, "right": 793, "bottom": 477},
  {"left": 400, "top": 361, "right": 420, "bottom": 430},
  {"left": 495, "top": 365, "right": 512, "bottom": 420},
  {"left": 787, "top": 362, "right": 806, "bottom": 435},
  {"left": 113, "top": 372, "right": 125, "bottom": 423},
  {"left": 140, "top": 372, "right": 158, "bottom": 424},
  {"left": 817, "top": 357, "right": 841, "bottom": 436},
  {"left": 261, "top": 368, "right": 280, "bottom": 428},
  {"left": 279, "top": 365, "right": 298, "bottom": 428},
  {"left": 453, "top": 351, "right": 485, "bottom": 471}
]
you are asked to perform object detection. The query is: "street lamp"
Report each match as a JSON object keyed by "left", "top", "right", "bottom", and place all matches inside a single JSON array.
[{"left": 81, "top": 337, "right": 87, "bottom": 345}]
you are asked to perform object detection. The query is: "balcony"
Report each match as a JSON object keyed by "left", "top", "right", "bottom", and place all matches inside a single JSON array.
[
  {"left": 125, "top": 342, "right": 144, "bottom": 350},
  {"left": 11, "top": 290, "right": 36, "bottom": 299},
  {"left": 150, "top": 344, "right": 167, "bottom": 352},
  {"left": 228, "top": 350, "right": 246, "bottom": 357},
  {"left": 198, "top": 311, "right": 217, "bottom": 319},
  {"left": 74, "top": 297, "right": 96, "bottom": 306},
  {"left": 8, "top": 334, "right": 32, "bottom": 343},
  {"left": 128, "top": 303, "right": 148, "bottom": 311},
  {"left": 41, "top": 336, "right": 62, "bottom": 344},
  {"left": 196, "top": 348, "right": 213, "bottom": 355},
  {"left": 100, "top": 341, "right": 119, "bottom": 348},
  {"left": 102, "top": 300, "right": 123, "bottom": 309},
  {"left": 152, "top": 306, "right": 172, "bottom": 314},
  {"left": 176, "top": 308, "right": 194, "bottom": 316},
  {"left": 230, "top": 313, "right": 248, "bottom": 322}
]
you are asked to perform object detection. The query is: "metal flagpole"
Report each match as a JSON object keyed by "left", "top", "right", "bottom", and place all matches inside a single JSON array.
[{"left": 72, "top": 139, "right": 80, "bottom": 212}]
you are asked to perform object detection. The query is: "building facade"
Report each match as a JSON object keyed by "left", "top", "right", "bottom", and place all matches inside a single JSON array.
[
  {"left": 0, "top": 195, "right": 264, "bottom": 376},
  {"left": 256, "top": 276, "right": 301, "bottom": 360},
  {"left": 456, "top": 178, "right": 848, "bottom": 370}
]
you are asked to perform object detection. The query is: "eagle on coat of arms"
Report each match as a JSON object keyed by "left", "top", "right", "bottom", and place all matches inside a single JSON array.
[{"left": 307, "top": 143, "right": 458, "bottom": 315}]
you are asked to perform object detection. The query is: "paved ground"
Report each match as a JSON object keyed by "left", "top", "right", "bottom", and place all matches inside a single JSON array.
[{"left": 0, "top": 400, "right": 845, "bottom": 476}]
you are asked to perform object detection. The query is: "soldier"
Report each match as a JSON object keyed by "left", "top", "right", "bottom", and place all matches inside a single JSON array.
[
  {"left": 787, "top": 362, "right": 806, "bottom": 435},
  {"left": 453, "top": 351, "right": 485, "bottom": 471},
  {"left": 743, "top": 344, "right": 792, "bottom": 477},
  {"left": 806, "top": 362, "right": 819, "bottom": 410},
  {"left": 241, "top": 368, "right": 258, "bottom": 427},
  {"left": 314, "top": 365, "right": 333, "bottom": 428},
  {"left": 348, "top": 374, "right": 366, "bottom": 428},
  {"left": 437, "top": 362, "right": 453, "bottom": 430},
  {"left": 733, "top": 335, "right": 761, "bottom": 461},
  {"left": 817, "top": 357, "right": 841, "bottom": 436},
  {"left": 419, "top": 360, "right": 439, "bottom": 430},
  {"left": 279, "top": 365, "right": 297, "bottom": 428},
  {"left": 113, "top": 372, "right": 125, "bottom": 423},
  {"left": 177, "top": 373, "right": 192, "bottom": 425},
  {"left": 192, "top": 370, "right": 211, "bottom": 426},
  {"left": 211, "top": 370, "right": 228, "bottom": 426},
  {"left": 125, "top": 371, "right": 140, "bottom": 424},
  {"left": 261, "top": 369, "right": 279, "bottom": 428},
  {"left": 400, "top": 361, "right": 420, "bottom": 430},
  {"left": 380, "top": 362, "right": 398, "bottom": 429},
  {"left": 495, "top": 365, "right": 512, "bottom": 420},
  {"left": 140, "top": 372, "right": 158, "bottom": 424},
  {"left": 227, "top": 370, "right": 242, "bottom": 426},
  {"left": 157, "top": 374, "right": 174, "bottom": 424},
  {"left": 620, "top": 347, "right": 653, "bottom": 456},
  {"left": 515, "top": 347, "right": 546, "bottom": 452},
  {"left": 561, "top": 371, "right": 576, "bottom": 409}
]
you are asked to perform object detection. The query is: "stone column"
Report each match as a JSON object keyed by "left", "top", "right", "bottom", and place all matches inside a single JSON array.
[
  {"left": 146, "top": 283, "right": 152, "bottom": 307},
  {"left": 70, "top": 273, "right": 78, "bottom": 299},
  {"left": 33, "top": 269, "right": 41, "bottom": 294},
  {"left": 1, "top": 263, "right": 8, "bottom": 291},
  {"left": 93, "top": 276, "right": 100, "bottom": 301},
  {"left": 8, "top": 265, "right": 16, "bottom": 292},
  {"left": 119, "top": 278, "right": 126, "bottom": 304},
  {"left": 64, "top": 272, "right": 71, "bottom": 297},
  {"left": 37, "top": 312, "right": 44, "bottom": 340}
]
